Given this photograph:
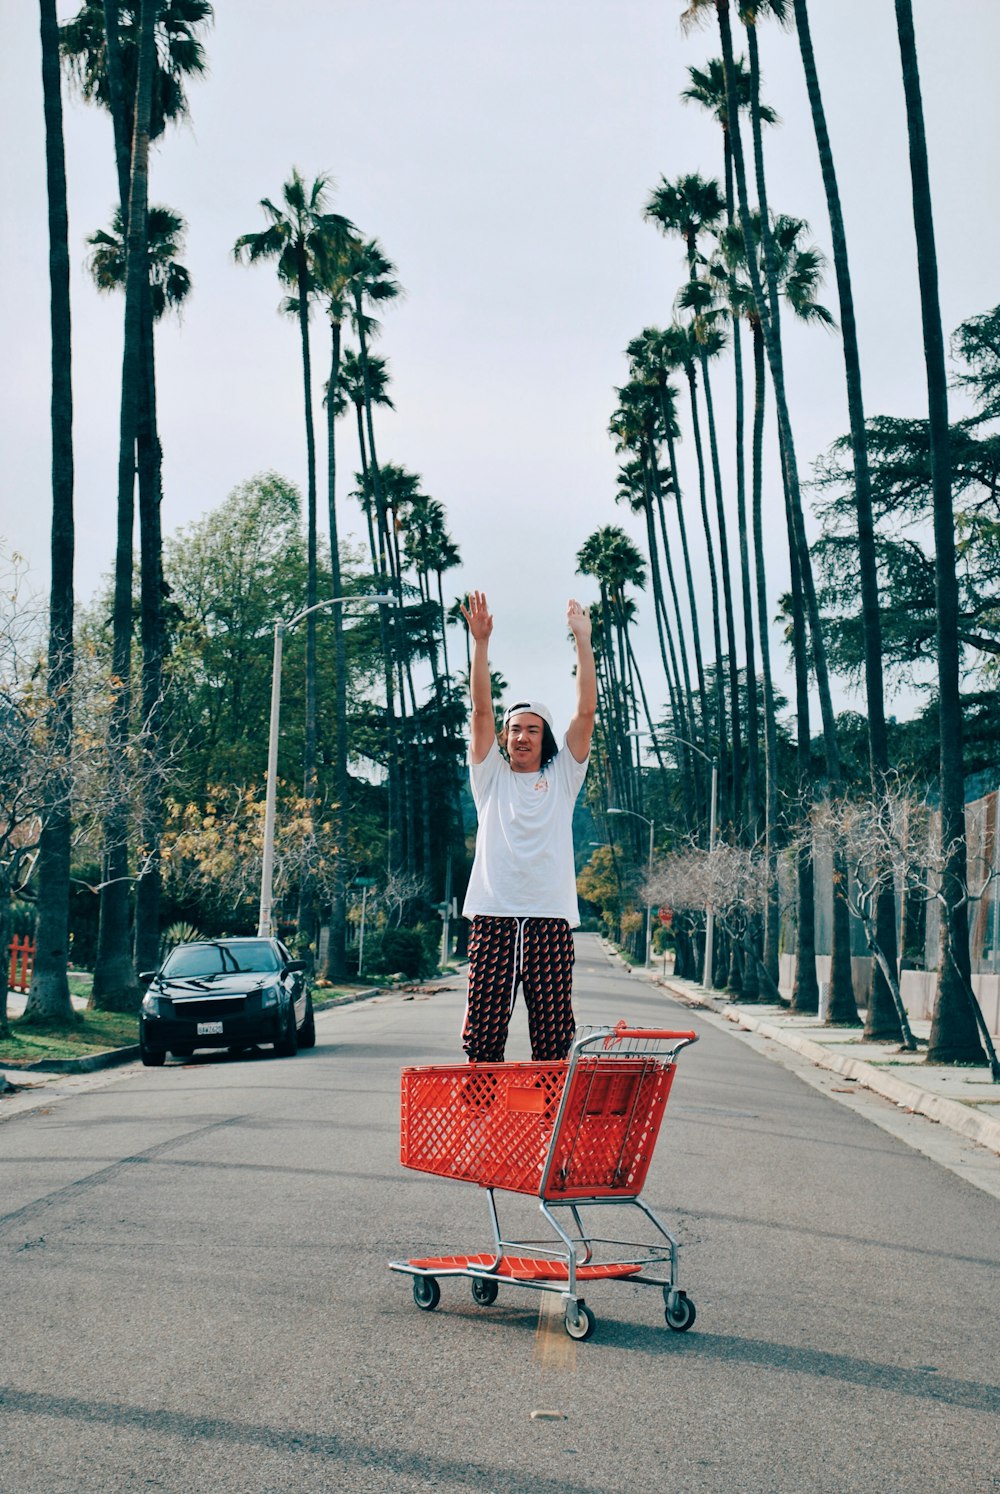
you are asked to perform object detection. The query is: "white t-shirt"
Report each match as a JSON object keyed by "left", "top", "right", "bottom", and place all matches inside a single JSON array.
[{"left": 462, "top": 737, "right": 589, "bottom": 925}]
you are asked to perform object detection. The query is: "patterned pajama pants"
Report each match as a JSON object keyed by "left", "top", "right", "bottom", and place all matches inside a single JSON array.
[{"left": 462, "top": 915, "right": 576, "bottom": 1063}]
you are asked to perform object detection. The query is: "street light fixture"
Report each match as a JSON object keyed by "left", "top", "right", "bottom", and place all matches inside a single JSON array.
[
  {"left": 630, "top": 728, "right": 718, "bottom": 989},
  {"left": 607, "top": 807, "right": 655, "bottom": 968},
  {"left": 257, "top": 593, "right": 393, "bottom": 938}
]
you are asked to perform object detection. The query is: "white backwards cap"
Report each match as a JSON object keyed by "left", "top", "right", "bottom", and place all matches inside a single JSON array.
[{"left": 503, "top": 700, "right": 555, "bottom": 732}]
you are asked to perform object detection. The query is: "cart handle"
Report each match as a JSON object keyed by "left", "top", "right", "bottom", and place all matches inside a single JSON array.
[{"left": 600, "top": 1022, "right": 699, "bottom": 1047}]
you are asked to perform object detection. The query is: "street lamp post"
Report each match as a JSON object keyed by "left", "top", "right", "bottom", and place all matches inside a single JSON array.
[
  {"left": 256, "top": 594, "right": 392, "bottom": 939},
  {"left": 607, "top": 807, "right": 655, "bottom": 968},
  {"left": 630, "top": 728, "right": 718, "bottom": 988}
]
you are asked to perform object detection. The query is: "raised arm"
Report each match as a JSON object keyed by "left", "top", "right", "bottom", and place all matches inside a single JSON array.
[
  {"left": 565, "top": 599, "right": 596, "bottom": 764},
  {"left": 460, "top": 590, "right": 497, "bottom": 765}
]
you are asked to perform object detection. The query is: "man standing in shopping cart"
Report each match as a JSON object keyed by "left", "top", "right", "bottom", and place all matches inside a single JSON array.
[{"left": 458, "top": 591, "right": 596, "bottom": 1063}]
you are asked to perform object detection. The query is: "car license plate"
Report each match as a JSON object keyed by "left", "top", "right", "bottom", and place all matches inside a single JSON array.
[{"left": 197, "top": 1021, "right": 224, "bottom": 1035}]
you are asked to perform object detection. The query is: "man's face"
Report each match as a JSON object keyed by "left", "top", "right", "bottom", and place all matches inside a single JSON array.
[{"left": 506, "top": 712, "right": 546, "bottom": 773}]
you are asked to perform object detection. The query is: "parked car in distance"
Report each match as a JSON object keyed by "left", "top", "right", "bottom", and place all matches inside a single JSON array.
[{"left": 139, "top": 937, "right": 315, "bottom": 1067}]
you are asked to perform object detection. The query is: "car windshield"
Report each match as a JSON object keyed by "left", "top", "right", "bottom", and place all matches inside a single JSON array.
[{"left": 160, "top": 941, "right": 282, "bottom": 978}]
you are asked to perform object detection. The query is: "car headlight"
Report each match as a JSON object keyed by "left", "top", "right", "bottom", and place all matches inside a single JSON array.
[
  {"left": 261, "top": 985, "right": 280, "bottom": 1008},
  {"left": 141, "top": 990, "right": 160, "bottom": 1017}
]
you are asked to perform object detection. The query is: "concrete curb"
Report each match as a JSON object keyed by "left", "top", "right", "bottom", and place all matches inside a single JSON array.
[
  {"left": 313, "top": 986, "right": 384, "bottom": 1010},
  {"left": 724, "top": 1009, "right": 1000, "bottom": 1155},
  {"left": 4, "top": 1045, "right": 141, "bottom": 1076},
  {"left": 656, "top": 974, "right": 1000, "bottom": 1158}
]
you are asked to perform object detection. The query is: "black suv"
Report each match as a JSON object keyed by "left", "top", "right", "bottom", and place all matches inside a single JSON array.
[{"left": 139, "top": 937, "right": 315, "bottom": 1066}]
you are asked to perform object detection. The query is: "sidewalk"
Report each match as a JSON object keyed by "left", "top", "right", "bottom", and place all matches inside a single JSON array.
[{"left": 644, "top": 964, "right": 1000, "bottom": 1158}]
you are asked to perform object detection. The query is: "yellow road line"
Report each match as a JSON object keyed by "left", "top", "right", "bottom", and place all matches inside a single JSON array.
[{"left": 533, "top": 1291, "right": 576, "bottom": 1371}]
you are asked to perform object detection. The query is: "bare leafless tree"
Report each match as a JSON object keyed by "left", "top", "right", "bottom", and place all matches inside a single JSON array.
[{"left": 813, "top": 782, "right": 998, "bottom": 1076}]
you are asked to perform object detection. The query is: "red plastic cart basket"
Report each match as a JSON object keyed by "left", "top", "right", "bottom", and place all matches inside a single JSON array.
[{"left": 389, "top": 1023, "right": 698, "bottom": 1341}]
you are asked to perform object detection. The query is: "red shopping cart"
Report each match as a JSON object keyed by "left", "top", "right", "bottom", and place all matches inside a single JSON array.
[{"left": 389, "top": 1023, "right": 698, "bottom": 1341}]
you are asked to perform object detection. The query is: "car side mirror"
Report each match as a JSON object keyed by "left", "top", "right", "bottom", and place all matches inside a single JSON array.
[
  {"left": 139, "top": 971, "right": 156, "bottom": 983},
  {"left": 284, "top": 960, "right": 307, "bottom": 974}
]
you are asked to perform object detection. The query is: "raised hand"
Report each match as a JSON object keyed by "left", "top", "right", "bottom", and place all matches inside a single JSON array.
[
  {"left": 461, "top": 590, "right": 494, "bottom": 643},
  {"left": 566, "top": 597, "right": 592, "bottom": 643}
]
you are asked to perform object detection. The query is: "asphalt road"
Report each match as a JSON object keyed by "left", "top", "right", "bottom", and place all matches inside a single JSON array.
[{"left": 2, "top": 933, "right": 999, "bottom": 1493}]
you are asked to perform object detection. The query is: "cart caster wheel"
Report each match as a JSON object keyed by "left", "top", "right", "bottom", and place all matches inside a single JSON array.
[
  {"left": 412, "top": 1275, "right": 441, "bottom": 1312},
  {"left": 471, "top": 1276, "right": 499, "bottom": 1307},
  {"left": 664, "top": 1291, "right": 696, "bottom": 1332},
  {"left": 564, "top": 1303, "right": 596, "bottom": 1341}
]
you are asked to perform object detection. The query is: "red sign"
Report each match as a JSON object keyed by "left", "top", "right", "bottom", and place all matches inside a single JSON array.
[{"left": 658, "top": 907, "right": 673, "bottom": 928}]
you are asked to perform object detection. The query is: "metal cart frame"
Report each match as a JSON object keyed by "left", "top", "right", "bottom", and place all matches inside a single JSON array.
[{"left": 389, "top": 1023, "right": 698, "bottom": 1340}]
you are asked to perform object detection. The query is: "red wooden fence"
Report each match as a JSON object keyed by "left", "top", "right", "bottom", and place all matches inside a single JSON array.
[{"left": 8, "top": 935, "right": 35, "bottom": 993}]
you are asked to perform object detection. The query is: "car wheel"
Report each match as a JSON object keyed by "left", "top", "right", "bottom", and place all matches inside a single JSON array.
[
  {"left": 274, "top": 1004, "right": 298, "bottom": 1057},
  {"left": 298, "top": 996, "right": 316, "bottom": 1049},
  {"left": 139, "top": 1031, "right": 165, "bottom": 1068}
]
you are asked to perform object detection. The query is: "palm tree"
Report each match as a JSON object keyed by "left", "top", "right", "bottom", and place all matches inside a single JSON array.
[
  {"left": 716, "top": 208, "right": 843, "bottom": 1008},
  {"left": 790, "top": 0, "right": 902, "bottom": 1041},
  {"left": 61, "top": 0, "right": 212, "bottom": 1005},
  {"left": 681, "top": 53, "right": 777, "bottom": 847},
  {"left": 339, "top": 347, "right": 394, "bottom": 566},
  {"left": 25, "top": 0, "right": 76, "bottom": 1024},
  {"left": 61, "top": 0, "right": 213, "bottom": 170},
  {"left": 684, "top": 0, "right": 857, "bottom": 1020},
  {"left": 664, "top": 321, "right": 729, "bottom": 800},
  {"left": 577, "top": 527, "right": 647, "bottom": 818},
  {"left": 89, "top": 0, "right": 155, "bottom": 1011},
  {"left": 87, "top": 204, "right": 191, "bottom": 311},
  {"left": 234, "top": 170, "right": 355, "bottom": 946},
  {"left": 645, "top": 173, "right": 742, "bottom": 819},
  {"left": 609, "top": 389, "right": 697, "bottom": 802},
  {"left": 681, "top": 55, "right": 776, "bottom": 222},
  {"left": 315, "top": 224, "right": 367, "bottom": 976},
  {"left": 626, "top": 328, "right": 712, "bottom": 760},
  {"left": 86, "top": 203, "right": 190, "bottom": 976},
  {"left": 894, "top": 0, "right": 985, "bottom": 1067},
  {"left": 344, "top": 238, "right": 404, "bottom": 870}
]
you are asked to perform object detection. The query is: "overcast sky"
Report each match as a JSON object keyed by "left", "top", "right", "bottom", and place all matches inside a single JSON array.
[{"left": 3, "top": 0, "right": 998, "bottom": 740}]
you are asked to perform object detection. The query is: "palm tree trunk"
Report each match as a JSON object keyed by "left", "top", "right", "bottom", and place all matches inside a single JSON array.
[
  {"left": 295, "top": 247, "right": 319, "bottom": 949},
  {"left": 720, "top": 98, "right": 761, "bottom": 845},
  {"left": 723, "top": 0, "right": 855, "bottom": 1016},
  {"left": 26, "top": 0, "right": 75, "bottom": 1025},
  {"left": 354, "top": 300, "right": 403, "bottom": 871},
  {"left": 133, "top": 294, "right": 165, "bottom": 978},
  {"left": 683, "top": 361, "right": 729, "bottom": 796},
  {"left": 638, "top": 464, "right": 689, "bottom": 738},
  {"left": 699, "top": 351, "right": 743, "bottom": 818},
  {"left": 750, "top": 323, "right": 780, "bottom": 986},
  {"left": 660, "top": 410, "right": 711, "bottom": 754},
  {"left": 732, "top": 313, "right": 760, "bottom": 838},
  {"left": 92, "top": 0, "right": 156, "bottom": 1012},
  {"left": 894, "top": 0, "right": 985, "bottom": 1067},
  {"left": 791, "top": 0, "right": 901, "bottom": 1039},
  {"left": 353, "top": 401, "right": 379, "bottom": 566},
  {"left": 325, "top": 318, "right": 349, "bottom": 979},
  {"left": 786, "top": 505, "right": 819, "bottom": 1015},
  {"left": 596, "top": 598, "right": 634, "bottom": 815},
  {"left": 646, "top": 462, "right": 701, "bottom": 822}
]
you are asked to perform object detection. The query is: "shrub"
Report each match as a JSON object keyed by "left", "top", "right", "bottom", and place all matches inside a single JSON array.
[{"left": 372, "top": 927, "right": 431, "bottom": 979}]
